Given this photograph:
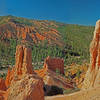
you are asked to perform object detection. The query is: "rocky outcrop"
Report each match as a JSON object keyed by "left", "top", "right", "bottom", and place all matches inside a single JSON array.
[
  {"left": 0, "top": 17, "right": 64, "bottom": 46},
  {"left": 35, "top": 57, "right": 74, "bottom": 89},
  {"left": 15, "top": 45, "right": 33, "bottom": 75},
  {"left": 82, "top": 20, "right": 100, "bottom": 89},
  {"left": 43, "top": 69, "right": 73, "bottom": 89},
  {"left": 1, "top": 45, "right": 44, "bottom": 100},
  {"left": 5, "top": 68, "right": 15, "bottom": 88},
  {"left": 7, "top": 74, "right": 44, "bottom": 100},
  {"left": 44, "top": 56, "right": 64, "bottom": 74},
  {"left": 5, "top": 45, "right": 33, "bottom": 87}
]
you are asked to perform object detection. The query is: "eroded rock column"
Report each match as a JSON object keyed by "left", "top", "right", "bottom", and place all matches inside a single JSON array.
[
  {"left": 15, "top": 45, "right": 33, "bottom": 75},
  {"left": 5, "top": 45, "right": 44, "bottom": 100}
]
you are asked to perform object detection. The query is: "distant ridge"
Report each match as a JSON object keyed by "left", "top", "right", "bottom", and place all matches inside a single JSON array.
[{"left": 0, "top": 15, "right": 64, "bottom": 46}]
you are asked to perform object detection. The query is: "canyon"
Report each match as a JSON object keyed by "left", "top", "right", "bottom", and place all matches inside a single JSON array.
[{"left": 0, "top": 16, "right": 99, "bottom": 100}]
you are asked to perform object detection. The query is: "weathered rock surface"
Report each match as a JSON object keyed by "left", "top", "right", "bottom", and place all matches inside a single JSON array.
[
  {"left": 43, "top": 69, "right": 73, "bottom": 89},
  {"left": 5, "top": 68, "right": 15, "bottom": 88},
  {"left": 35, "top": 64, "right": 74, "bottom": 89},
  {"left": 0, "top": 79, "right": 6, "bottom": 91},
  {"left": 7, "top": 74, "right": 44, "bottom": 100},
  {"left": 44, "top": 56, "right": 64, "bottom": 74},
  {"left": 15, "top": 45, "right": 33, "bottom": 75},
  {"left": 0, "top": 90, "right": 7, "bottom": 100},
  {"left": 5, "top": 45, "right": 33, "bottom": 87},
  {"left": 0, "top": 17, "right": 64, "bottom": 46},
  {"left": 82, "top": 20, "right": 100, "bottom": 89}
]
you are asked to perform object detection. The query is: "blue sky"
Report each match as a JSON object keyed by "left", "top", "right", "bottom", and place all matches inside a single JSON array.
[{"left": 0, "top": 0, "right": 100, "bottom": 25}]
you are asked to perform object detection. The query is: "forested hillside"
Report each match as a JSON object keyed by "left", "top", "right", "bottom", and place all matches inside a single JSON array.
[{"left": 0, "top": 16, "right": 94, "bottom": 69}]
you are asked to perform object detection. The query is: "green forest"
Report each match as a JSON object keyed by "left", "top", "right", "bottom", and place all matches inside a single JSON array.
[{"left": 0, "top": 21, "right": 94, "bottom": 70}]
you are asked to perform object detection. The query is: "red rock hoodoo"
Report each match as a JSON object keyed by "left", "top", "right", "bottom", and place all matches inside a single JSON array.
[
  {"left": 44, "top": 56, "right": 64, "bottom": 74},
  {"left": 0, "top": 45, "right": 44, "bottom": 100},
  {"left": 5, "top": 45, "right": 33, "bottom": 87},
  {"left": 35, "top": 56, "right": 74, "bottom": 89},
  {"left": 15, "top": 45, "right": 33, "bottom": 75}
]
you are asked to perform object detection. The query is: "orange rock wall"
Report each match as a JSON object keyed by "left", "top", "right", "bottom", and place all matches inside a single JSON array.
[{"left": 44, "top": 56, "right": 64, "bottom": 74}]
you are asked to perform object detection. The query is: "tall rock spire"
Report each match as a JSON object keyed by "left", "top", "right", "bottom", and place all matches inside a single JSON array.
[
  {"left": 15, "top": 45, "right": 33, "bottom": 75},
  {"left": 5, "top": 45, "right": 44, "bottom": 100},
  {"left": 82, "top": 20, "right": 100, "bottom": 89}
]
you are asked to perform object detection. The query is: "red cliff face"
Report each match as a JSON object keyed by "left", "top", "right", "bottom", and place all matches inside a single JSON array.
[
  {"left": 82, "top": 20, "right": 100, "bottom": 89},
  {"left": 44, "top": 56, "right": 64, "bottom": 74}
]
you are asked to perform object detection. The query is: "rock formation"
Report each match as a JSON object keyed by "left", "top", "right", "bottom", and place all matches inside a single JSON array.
[
  {"left": 0, "top": 45, "right": 44, "bottom": 100},
  {"left": 7, "top": 74, "right": 44, "bottom": 100},
  {"left": 15, "top": 45, "right": 33, "bottom": 75},
  {"left": 0, "top": 79, "right": 7, "bottom": 100},
  {"left": 44, "top": 56, "right": 64, "bottom": 74},
  {"left": 0, "top": 79, "right": 6, "bottom": 91},
  {"left": 0, "top": 17, "right": 64, "bottom": 46},
  {"left": 35, "top": 56, "right": 74, "bottom": 89},
  {"left": 0, "top": 90, "right": 7, "bottom": 100},
  {"left": 82, "top": 20, "right": 100, "bottom": 89},
  {"left": 5, "top": 68, "right": 15, "bottom": 88},
  {"left": 5, "top": 45, "right": 33, "bottom": 87}
]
